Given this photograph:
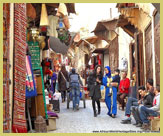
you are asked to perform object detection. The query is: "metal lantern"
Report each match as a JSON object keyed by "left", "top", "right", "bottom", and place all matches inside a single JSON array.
[{"left": 34, "top": 115, "right": 47, "bottom": 133}]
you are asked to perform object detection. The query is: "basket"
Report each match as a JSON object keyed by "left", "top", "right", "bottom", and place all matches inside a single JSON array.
[{"left": 28, "top": 41, "right": 40, "bottom": 68}]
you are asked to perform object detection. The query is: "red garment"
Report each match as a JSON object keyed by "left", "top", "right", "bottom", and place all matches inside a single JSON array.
[
  {"left": 153, "top": 97, "right": 157, "bottom": 106},
  {"left": 119, "top": 78, "right": 130, "bottom": 94}
]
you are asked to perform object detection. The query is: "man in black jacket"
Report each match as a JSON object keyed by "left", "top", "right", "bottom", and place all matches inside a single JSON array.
[
  {"left": 131, "top": 87, "right": 154, "bottom": 127},
  {"left": 121, "top": 84, "right": 154, "bottom": 124}
]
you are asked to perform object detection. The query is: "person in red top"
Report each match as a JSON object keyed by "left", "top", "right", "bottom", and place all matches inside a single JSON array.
[{"left": 117, "top": 71, "right": 130, "bottom": 110}]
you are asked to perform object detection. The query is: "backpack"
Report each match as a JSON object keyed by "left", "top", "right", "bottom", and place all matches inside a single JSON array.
[{"left": 69, "top": 73, "right": 79, "bottom": 83}]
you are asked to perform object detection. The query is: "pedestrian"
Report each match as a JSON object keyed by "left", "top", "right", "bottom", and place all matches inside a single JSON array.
[
  {"left": 88, "top": 65, "right": 103, "bottom": 117},
  {"left": 69, "top": 68, "right": 83, "bottom": 110},
  {"left": 139, "top": 85, "right": 160, "bottom": 130},
  {"left": 117, "top": 71, "right": 130, "bottom": 111},
  {"left": 103, "top": 67, "right": 120, "bottom": 118},
  {"left": 58, "top": 65, "right": 69, "bottom": 103},
  {"left": 50, "top": 70, "right": 57, "bottom": 94}
]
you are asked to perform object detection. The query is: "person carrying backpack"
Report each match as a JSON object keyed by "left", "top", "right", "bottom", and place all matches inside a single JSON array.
[{"left": 69, "top": 68, "right": 83, "bottom": 110}]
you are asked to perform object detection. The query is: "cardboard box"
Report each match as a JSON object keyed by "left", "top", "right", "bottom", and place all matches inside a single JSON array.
[{"left": 47, "top": 117, "right": 57, "bottom": 131}]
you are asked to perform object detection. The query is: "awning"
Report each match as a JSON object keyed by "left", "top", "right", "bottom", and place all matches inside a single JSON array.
[
  {"left": 76, "top": 36, "right": 100, "bottom": 47},
  {"left": 92, "top": 17, "right": 130, "bottom": 42},
  {"left": 117, "top": 3, "right": 152, "bottom": 32}
]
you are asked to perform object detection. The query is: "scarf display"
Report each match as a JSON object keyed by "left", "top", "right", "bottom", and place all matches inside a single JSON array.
[
  {"left": 26, "top": 55, "right": 37, "bottom": 98},
  {"left": 12, "top": 3, "right": 27, "bottom": 133}
]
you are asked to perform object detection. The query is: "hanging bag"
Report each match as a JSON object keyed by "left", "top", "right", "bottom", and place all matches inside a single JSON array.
[{"left": 60, "top": 71, "right": 69, "bottom": 89}]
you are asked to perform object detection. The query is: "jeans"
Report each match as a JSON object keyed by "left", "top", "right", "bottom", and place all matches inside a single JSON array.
[
  {"left": 71, "top": 83, "right": 80, "bottom": 109},
  {"left": 139, "top": 106, "right": 159, "bottom": 124},
  {"left": 125, "top": 97, "right": 138, "bottom": 115},
  {"left": 131, "top": 106, "right": 142, "bottom": 124}
]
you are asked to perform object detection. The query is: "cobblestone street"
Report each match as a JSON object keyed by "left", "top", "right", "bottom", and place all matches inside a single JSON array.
[{"left": 49, "top": 99, "right": 142, "bottom": 133}]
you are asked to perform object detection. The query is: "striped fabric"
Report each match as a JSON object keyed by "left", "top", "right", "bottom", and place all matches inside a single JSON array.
[{"left": 12, "top": 3, "right": 27, "bottom": 133}]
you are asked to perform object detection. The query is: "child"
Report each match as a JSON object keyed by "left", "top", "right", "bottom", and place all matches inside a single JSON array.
[{"left": 108, "top": 69, "right": 120, "bottom": 96}]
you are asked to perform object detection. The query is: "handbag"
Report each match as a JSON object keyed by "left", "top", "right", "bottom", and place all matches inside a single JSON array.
[{"left": 60, "top": 71, "right": 69, "bottom": 89}]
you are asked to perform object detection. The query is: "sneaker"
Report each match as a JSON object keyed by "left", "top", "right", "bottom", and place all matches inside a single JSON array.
[
  {"left": 136, "top": 123, "right": 142, "bottom": 127},
  {"left": 122, "top": 117, "right": 131, "bottom": 121},
  {"left": 121, "top": 118, "right": 131, "bottom": 124},
  {"left": 141, "top": 123, "right": 150, "bottom": 130},
  {"left": 133, "top": 122, "right": 139, "bottom": 126},
  {"left": 76, "top": 104, "right": 79, "bottom": 110}
]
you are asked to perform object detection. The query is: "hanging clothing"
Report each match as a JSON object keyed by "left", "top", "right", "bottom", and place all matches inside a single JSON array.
[
  {"left": 47, "top": 15, "right": 59, "bottom": 37},
  {"left": 26, "top": 55, "right": 37, "bottom": 98}
]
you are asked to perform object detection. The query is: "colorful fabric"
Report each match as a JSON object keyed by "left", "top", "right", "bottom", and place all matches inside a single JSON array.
[
  {"left": 26, "top": 55, "right": 37, "bottom": 98},
  {"left": 12, "top": 3, "right": 27, "bottom": 133},
  {"left": 26, "top": 56, "right": 34, "bottom": 91}
]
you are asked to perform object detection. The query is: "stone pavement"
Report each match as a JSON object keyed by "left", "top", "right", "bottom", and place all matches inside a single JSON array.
[{"left": 48, "top": 99, "right": 144, "bottom": 133}]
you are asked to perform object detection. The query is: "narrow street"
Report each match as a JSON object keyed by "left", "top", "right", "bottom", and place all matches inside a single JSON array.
[
  {"left": 49, "top": 99, "right": 142, "bottom": 133},
  {"left": 3, "top": 3, "right": 160, "bottom": 133}
]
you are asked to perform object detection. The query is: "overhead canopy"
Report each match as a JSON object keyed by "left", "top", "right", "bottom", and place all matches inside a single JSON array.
[
  {"left": 76, "top": 36, "right": 100, "bottom": 47},
  {"left": 92, "top": 15, "right": 136, "bottom": 41},
  {"left": 116, "top": 3, "right": 152, "bottom": 32}
]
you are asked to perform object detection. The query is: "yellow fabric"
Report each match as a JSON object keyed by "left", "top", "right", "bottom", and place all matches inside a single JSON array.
[{"left": 107, "top": 77, "right": 112, "bottom": 87}]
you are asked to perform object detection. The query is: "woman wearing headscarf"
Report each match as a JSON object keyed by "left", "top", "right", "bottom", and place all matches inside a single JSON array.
[
  {"left": 103, "top": 66, "right": 119, "bottom": 118},
  {"left": 88, "top": 65, "right": 103, "bottom": 117}
]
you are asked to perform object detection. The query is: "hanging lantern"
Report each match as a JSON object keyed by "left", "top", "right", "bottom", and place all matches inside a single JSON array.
[{"left": 40, "top": 4, "right": 49, "bottom": 27}]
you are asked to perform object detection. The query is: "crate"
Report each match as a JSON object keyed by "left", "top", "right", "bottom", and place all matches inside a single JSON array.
[
  {"left": 149, "top": 116, "right": 160, "bottom": 131},
  {"left": 28, "top": 41, "right": 40, "bottom": 68}
]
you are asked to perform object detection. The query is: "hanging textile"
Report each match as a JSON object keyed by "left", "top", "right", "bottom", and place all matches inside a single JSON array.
[
  {"left": 12, "top": 3, "right": 27, "bottom": 133},
  {"left": 3, "top": 3, "right": 10, "bottom": 132},
  {"left": 26, "top": 55, "right": 37, "bottom": 98}
]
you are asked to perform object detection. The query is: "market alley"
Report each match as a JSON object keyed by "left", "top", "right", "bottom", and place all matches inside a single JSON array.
[{"left": 48, "top": 99, "right": 142, "bottom": 133}]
